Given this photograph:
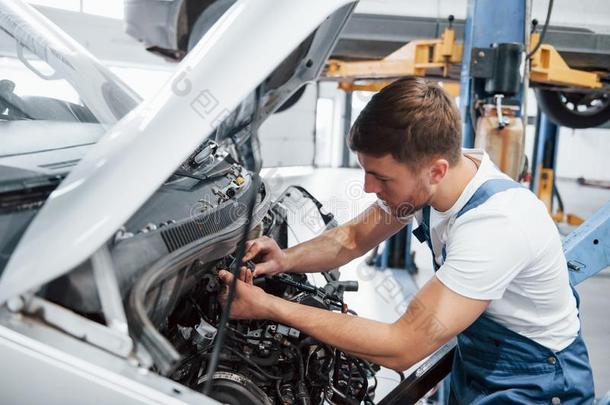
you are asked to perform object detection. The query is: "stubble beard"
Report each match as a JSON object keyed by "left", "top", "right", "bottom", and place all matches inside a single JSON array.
[{"left": 392, "top": 180, "right": 432, "bottom": 218}]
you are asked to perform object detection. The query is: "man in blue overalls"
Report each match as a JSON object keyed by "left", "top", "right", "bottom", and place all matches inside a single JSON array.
[{"left": 218, "top": 77, "right": 595, "bottom": 403}]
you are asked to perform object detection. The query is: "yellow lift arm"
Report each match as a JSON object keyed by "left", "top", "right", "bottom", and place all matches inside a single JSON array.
[
  {"left": 327, "top": 25, "right": 463, "bottom": 79},
  {"left": 325, "top": 28, "right": 604, "bottom": 90},
  {"left": 528, "top": 32, "right": 602, "bottom": 89}
]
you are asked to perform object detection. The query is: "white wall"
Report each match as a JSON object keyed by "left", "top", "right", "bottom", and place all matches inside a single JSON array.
[
  {"left": 258, "top": 84, "right": 318, "bottom": 167},
  {"left": 555, "top": 127, "right": 610, "bottom": 180},
  {"left": 317, "top": 81, "right": 349, "bottom": 167},
  {"left": 33, "top": 6, "right": 176, "bottom": 68},
  {"left": 259, "top": 81, "right": 350, "bottom": 169}
]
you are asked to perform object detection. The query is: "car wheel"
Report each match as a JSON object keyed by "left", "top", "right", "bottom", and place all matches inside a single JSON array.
[{"left": 535, "top": 88, "right": 610, "bottom": 128}]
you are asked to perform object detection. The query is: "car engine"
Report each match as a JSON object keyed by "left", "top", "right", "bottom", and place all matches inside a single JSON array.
[
  {"left": 164, "top": 263, "right": 377, "bottom": 405},
  {"left": 0, "top": 133, "right": 380, "bottom": 404},
  {"left": 125, "top": 185, "right": 379, "bottom": 405}
]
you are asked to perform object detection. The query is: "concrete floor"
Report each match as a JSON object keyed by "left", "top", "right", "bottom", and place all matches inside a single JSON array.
[{"left": 262, "top": 168, "right": 610, "bottom": 400}]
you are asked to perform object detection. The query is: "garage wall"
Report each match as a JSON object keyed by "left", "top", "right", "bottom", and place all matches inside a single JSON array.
[
  {"left": 555, "top": 128, "right": 610, "bottom": 181},
  {"left": 258, "top": 84, "right": 318, "bottom": 167},
  {"left": 317, "top": 81, "right": 350, "bottom": 167},
  {"left": 259, "top": 81, "right": 351, "bottom": 169}
]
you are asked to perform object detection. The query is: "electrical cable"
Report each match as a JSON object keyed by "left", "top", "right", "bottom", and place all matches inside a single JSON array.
[
  {"left": 202, "top": 173, "right": 261, "bottom": 395},
  {"left": 224, "top": 345, "right": 284, "bottom": 381},
  {"left": 526, "top": 0, "right": 554, "bottom": 58},
  {"left": 553, "top": 179, "right": 565, "bottom": 213}
]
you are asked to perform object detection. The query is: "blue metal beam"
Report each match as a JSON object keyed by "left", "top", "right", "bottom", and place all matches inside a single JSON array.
[
  {"left": 530, "top": 111, "right": 559, "bottom": 193},
  {"left": 459, "top": 0, "right": 527, "bottom": 147},
  {"left": 530, "top": 112, "right": 542, "bottom": 191},
  {"left": 563, "top": 200, "right": 610, "bottom": 285}
]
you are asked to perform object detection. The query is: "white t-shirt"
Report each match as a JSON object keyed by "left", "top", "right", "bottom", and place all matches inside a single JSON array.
[{"left": 378, "top": 149, "right": 580, "bottom": 352}]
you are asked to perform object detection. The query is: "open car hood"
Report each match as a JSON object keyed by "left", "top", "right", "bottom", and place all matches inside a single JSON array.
[{"left": 0, "top": 0, "right": 357, "bottom": 303}]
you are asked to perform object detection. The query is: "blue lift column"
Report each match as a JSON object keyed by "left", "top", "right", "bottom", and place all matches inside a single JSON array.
[
  {"left": 459, "top": 0, "right": 528, "bottom": 148},
  {"left": 530, "top": 111, "right": 560, "bottom": 195}
]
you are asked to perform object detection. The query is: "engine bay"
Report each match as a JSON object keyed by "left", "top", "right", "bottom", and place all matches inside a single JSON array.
[
  {"left": 125, "top": 181, "right": 379, "bottom": 405},
  {"left": 160, "top": 260, "right": 377, "bottom": 405},
  {"left": 1, "top": 133, "right": 380, "bottom": 404}
]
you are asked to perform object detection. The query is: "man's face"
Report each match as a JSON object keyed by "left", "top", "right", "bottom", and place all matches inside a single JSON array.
[{"left": 357, "top": 152, "right": 432, "bottom": 217}]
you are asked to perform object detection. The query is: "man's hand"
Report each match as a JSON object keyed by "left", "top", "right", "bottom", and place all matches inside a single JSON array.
[
  {"left": 243, "top": 236, "right": 288, "bottom": 277},
  {"left": 217, "top": 267, "right": 275, "bottom": 320}
]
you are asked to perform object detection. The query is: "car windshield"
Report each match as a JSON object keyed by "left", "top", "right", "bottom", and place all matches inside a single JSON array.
[
  {"left": 0, "top": 53, "right": 98, "bottom": 124},
  {"left": 0, "top": 4, "right": 140, "bottom": 126},
  {"left": 0, "top": 2, "right": 143, "bottom": 183}
]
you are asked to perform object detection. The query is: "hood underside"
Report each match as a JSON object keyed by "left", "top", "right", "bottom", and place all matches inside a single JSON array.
[{"left": 0, "top": 0, "right": 357, "bottom": 303}]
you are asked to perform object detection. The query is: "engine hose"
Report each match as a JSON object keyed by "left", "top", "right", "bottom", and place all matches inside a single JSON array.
[
  {"left": 202, "top": 174, "right": 261, "bottom": 395},
  {"left": 296, "top": 380, "right": 312, "bottom": 405},
  {"left": 330, "top": 385, "right": 359, "bottom": 405},
  {"left": 224, "top": 346, "right": 283, "bottom": 381},
  {"left": 553, "top": 180, "right": 565, "bottom": 213},
  {"left": 289, "top": 344, "right": 305, "bottom": 381}
]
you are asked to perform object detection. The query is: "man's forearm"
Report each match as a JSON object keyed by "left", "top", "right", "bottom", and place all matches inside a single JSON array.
[
  {"left": 283, "top": 224, "right": 362, "bottom": 273},
  {"left": 265, "top": 295, "right": 416, "bottom": 370},
  {"left": 282, "top": 203, "right": 405, "bottom": 274}
]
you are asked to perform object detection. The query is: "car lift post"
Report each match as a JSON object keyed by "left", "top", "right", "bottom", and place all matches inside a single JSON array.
[
  {"left": 458, "top": 0, "right": 528, "bottom": 147},
  {"left": 531, "top": 111, "right": 559, "bottom": 206}
]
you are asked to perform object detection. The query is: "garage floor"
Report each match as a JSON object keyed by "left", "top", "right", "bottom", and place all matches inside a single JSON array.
[{"left": 262, "top": 167, "right": 610, "bottom": 400}]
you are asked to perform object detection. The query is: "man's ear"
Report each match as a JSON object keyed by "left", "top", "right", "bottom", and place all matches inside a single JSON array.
[{"left": 429, "top": 159, "right": 449, "bottom": 185}]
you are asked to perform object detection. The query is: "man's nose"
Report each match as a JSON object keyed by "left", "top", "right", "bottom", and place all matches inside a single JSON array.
[{"left": 363, "top": 175, "right": 380, "bottom": 194}]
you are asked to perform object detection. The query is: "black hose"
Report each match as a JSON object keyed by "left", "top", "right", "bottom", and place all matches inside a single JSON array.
[
  {"left": 275, "top": 380, "right": 284, "bottom": 402},
  {"left": 553, "top": 180, "right": 565, "bottom": 213},
  {"left": 295, "top": 346, "right": 305, "bottom": 381},
  {"left": 202, "top": 174, "right": 261, "bottom": 395},
  {"left": 224, "top": 346, "right": 284, "bottom": 381},
  {"left": 527, "top": 0, "right": 554, "bottom": 59},
  {"left": 354, "top": 360, "right": 377, "bottom": 404}
]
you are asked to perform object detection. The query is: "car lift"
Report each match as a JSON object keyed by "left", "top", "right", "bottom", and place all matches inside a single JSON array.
[
  {"left": 326, "top": 0, "right": 607, "bottom": 273},
  {"left": 341, "top": 0, "right": 610, "bottom": 403}
]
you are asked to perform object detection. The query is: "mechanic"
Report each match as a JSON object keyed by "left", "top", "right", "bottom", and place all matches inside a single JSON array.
[{"left": 218, "top": 77, "right": 595, "bottom": 403}]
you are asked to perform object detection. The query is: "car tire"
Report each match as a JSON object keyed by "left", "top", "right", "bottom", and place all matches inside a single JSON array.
[{"left": 535, "top": 88, "right": 610, "bottom": 128}]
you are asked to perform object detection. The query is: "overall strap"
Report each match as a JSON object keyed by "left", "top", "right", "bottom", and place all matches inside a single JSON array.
[
  {"left": 413, "top": 205, "right": 439, "bottom": 270},
  {"left": 412, "top": 178, "right": 523, "bottom": 271},
  {"left": 457, "top": 178, "right": 523, "bottom": 218},
  {"left": 413, "top": 205, "right": 432, "bottom": 245}
]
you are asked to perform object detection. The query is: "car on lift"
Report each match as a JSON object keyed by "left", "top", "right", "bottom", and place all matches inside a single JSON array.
[
  {"left": 124, "top": 0, "right": 610, "bottom": 128},
  {"left": 0, "top": 1, "right": 384, "bottom": 404}
]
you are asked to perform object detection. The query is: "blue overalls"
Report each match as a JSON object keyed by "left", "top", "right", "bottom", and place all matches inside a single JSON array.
[{"left": 413, "top": 178, "right": 595, "bottom": 404}]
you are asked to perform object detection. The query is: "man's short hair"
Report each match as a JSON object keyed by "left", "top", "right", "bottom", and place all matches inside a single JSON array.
[{"left": 348, "top": 77, "right": 462, "bottom": 170}]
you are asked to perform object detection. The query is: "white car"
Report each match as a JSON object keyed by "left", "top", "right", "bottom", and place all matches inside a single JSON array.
[{"left": 0, "top": 1, "right": 387, "bottom": 404}]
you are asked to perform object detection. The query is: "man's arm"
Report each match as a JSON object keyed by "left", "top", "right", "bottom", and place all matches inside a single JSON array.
[
  {"left": 219, "top": 271, "right": 489, "bottom": 371},
  {"left": 247, "top": 202, "right": 407, "bottom": 276}
]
